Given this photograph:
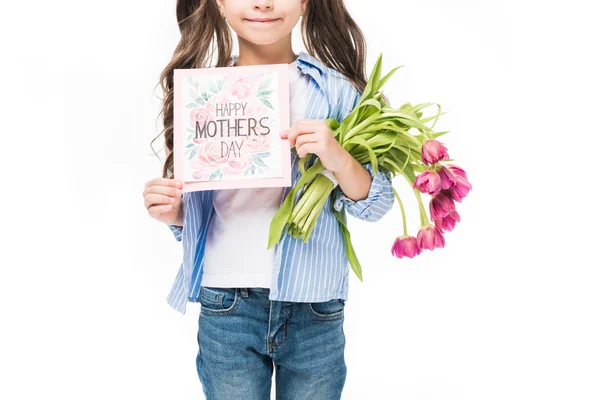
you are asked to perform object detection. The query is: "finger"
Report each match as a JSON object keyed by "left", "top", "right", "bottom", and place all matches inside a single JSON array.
[
  {"left": 147, "top": 204, "right": 173, "bottom": 219},
  {"left": 144, "top": 185, "right": 182, "bottom": 202},
  {"left": 295, "top": 132, "right": 320, "bottom": 149},
  {"left": 144, "top": 178, "right": 182, "bottom": 199},
  {"left": 288, "top": 125, "right": 318, "bottom": 147},
  {"left": 296, "top": 142, "right": 320, "bottom": 158},
  {"left": 144, "top": 193, "right": 178, "bottom": 210},
  {"left": 145, "top": 177, "right": 183, "bottom": 192},
  {"left": 144, "top": 185, "right": 182, "bottom": 205}
]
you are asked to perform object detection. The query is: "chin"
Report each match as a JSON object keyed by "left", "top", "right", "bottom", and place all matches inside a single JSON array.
[{"left": 238, "top": 33, "right": 283, "bottom": 46}]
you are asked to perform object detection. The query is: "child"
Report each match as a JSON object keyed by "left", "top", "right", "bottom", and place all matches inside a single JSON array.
[{"left": 143, "top": 0, "right": 394, "bottom": 398}]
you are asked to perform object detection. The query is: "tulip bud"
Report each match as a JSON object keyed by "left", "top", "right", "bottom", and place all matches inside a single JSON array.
[
  {"left": 429, "top": 192, "right": 455, "bottom": 221},
  {"left": 445, "top": 164, "right": 472, "bottom": 202},
  {"left": 413, "top": 170, "right": 442, "bottom": 196},
  {"left": 421, "top": 139, "right": 450, "bottom": 165},
  {"left": 416, "top": 226, "right": 445, "bottom": 251},
  {"left": 434, "top": 210, "right": 461, "bottom": 232},
  {"left": 391, "top": 236, "right": 421, "bottom": 258},
  {"left": 437, "top": 165, "right": 457, "bottom": 190},
  {"left": 446, "top": 164, "right": 468, "bottom": 179}
]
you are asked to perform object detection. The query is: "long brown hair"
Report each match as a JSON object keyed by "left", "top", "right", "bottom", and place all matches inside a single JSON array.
[{"left": 151, "top": 0, "right": 368, "bottom": 179}]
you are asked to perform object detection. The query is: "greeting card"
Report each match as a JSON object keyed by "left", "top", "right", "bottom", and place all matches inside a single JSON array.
[{"left": 173, "top": 63, "right": 291, "bottom": 193}]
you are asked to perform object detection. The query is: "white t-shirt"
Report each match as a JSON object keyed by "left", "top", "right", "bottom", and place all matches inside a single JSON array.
[{"left": 200, "top": 58, "right": 310, "bottom": 288}]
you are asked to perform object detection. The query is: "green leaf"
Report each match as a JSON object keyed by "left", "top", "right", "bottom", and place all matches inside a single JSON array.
[
  {"left": 332, "top": 202, "right": 363, "bottom": 282},
  {"left": 257, "top": 78, "right": 270, "bottom": 93},
  {"left": 431, "top": 131, "right": 449, "bottom": 139},
  {"left": 209, "top": 80, "right": 218, "bottom": 93},
  {"left": 209, "top": 169, "right": 220, "bottom": 180},
  {"left": 186, "top": 103, "right": 197, "bottom": 108},
  {"left": 259, "top": 98, "right": 274, "bottom": 110},
  {"left": 252, "top": 155, "right": 267, "bottom": 168},
  {"left": 378, "top": 65, "right": 404, "bottom": 91},
  {"left": 195, "top": 97, "right": 205, "bottom": 106},
  {"left": 346, "top": 136, "right": 378, "bottom": 174},
  {"left": 268, "top": 159, "right": 324, "bottom": 249},
  {"left": 257, "top": 89, "right": 274, "bottom": 97}
]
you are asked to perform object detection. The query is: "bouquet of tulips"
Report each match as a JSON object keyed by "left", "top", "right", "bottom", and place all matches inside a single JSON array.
[{"left": 268, "top": 53, "right": 472, "bottom": 281}]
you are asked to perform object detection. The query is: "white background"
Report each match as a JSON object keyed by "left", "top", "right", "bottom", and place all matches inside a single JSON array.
[{"left": 1, "top": 0, "right": 598, "bottom": 399}]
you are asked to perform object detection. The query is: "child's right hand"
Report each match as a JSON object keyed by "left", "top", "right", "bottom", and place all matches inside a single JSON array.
[{"left": 143, "top": 177, "right": 184, "bottom": 226}]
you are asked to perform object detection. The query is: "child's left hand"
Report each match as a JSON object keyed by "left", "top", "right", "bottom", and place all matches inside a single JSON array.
[{"left": 280, "top": 120, "right": 351, "bottom": 174}]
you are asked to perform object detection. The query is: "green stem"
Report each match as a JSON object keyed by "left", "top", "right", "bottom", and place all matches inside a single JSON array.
[
  {"left": 344, "top": 112, "right": 380, "bottom": 142},
  {"left": 397, "top": 168, "right": 429, "bottom": 227},
  {"left": 413, "top": 188, "right": 429, "bottom": 227},
  {"left": 392, "top": 187, "right": 407, "bottom": 236}
]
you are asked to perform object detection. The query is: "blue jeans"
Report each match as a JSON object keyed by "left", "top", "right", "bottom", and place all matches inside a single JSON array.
[{"left": 196, "top": 286, "right": 347, "bottom": 400}]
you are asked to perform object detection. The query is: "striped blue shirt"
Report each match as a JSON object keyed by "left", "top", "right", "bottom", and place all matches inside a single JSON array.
[{"left": 165, "top": 50, "right": 395, "bottom": 314}]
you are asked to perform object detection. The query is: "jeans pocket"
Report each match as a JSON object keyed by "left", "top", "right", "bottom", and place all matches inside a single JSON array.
[
  {"left": 307, "top": 298, "right": 345, "bottom": 320},
  {"left": 200, "top": 287, "right": 240, "bottom": 315}
]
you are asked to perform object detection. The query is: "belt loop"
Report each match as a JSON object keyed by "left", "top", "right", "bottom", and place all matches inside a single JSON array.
[{"left": 239, "top": 288, "right": 249, "bottom": 298}]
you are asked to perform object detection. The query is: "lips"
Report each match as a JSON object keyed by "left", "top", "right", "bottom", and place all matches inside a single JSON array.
[{"left": 246, "top": 18, "right": 279, "bottom": 22}]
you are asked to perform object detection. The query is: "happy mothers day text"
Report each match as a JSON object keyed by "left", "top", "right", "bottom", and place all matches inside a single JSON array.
[{"left": 194, "top": 102, "right": 271, "bottom": 158}]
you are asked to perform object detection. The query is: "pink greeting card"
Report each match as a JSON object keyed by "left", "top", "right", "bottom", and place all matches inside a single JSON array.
[{"left": 173, "top": 63, "right": 291, "bottom": 193}]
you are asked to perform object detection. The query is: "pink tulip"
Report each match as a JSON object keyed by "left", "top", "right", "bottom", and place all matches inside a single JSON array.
[
  {"left": 447, "top": 164, "right": 468, "bottom": 179},
  {"left": 445, "top": 164, "right": 472, "bottom": 202},
  {"left": 447, "top": 176, "right": 472, "bottom": 202},
  {"left": 413, "top": 170, "right": 442, "bottom": 196},
  {"left": 416, "top": 226, "right": 445, "bottom": 251},
  {"left": 437, "top": 165, "right": 457, "bottom": 190},
  {"left": 429, "top": 192, "right": 455, "bottom": 220},
  {"left": 434, "top": 210, "right": 461, "bottom": 232},
  {"left": 391, "top": 236, "right": 421, "bottom": 258},
  {"left": 421, "top": 139, "right": 450, "bottom": 165}
]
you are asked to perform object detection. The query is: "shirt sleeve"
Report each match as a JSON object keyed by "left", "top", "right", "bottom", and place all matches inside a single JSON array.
[
  {"left": 333, "top": 163, "right": 395, "bottom": 222},
  {"left": 168, "top": 224, "right": 183, "bottom": 242},
  {"left": 331, "top": 79, "right": 395, "bottom": 222}
]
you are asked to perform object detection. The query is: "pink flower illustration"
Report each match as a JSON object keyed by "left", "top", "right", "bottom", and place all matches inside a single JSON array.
[
  {"left": 230, "top": 78, "right": 254, "bottom": 99},
  {"left": 189, "top": 106, "right": 213, "bottom": 130},
  {"left": 190, "top": 139, "right": 228, "bottom": 179},
  {"left": 243, "top": 134, "right": 271, "bottom": 154},
  {"left": 244, "top": 98, "right": 269, "bottom": 117},
  {"left": 222, "top": 153, "right": 254, "bottom": 175}
]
